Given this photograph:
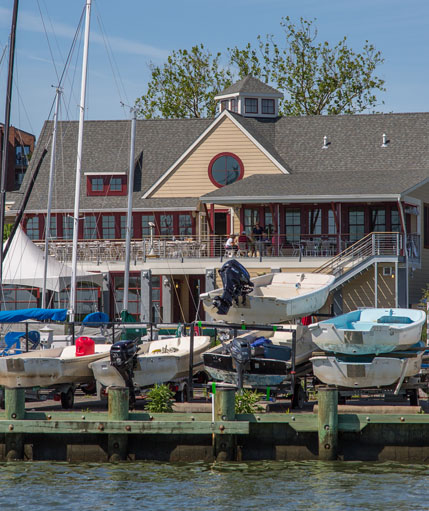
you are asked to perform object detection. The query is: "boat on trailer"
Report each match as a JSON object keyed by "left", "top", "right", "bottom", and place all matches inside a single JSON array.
[
  {"left": 311, "top": 344, "right": 425, "bottom": 388},
  {"left": 308, "top": 308, "right": 426, "bottom": 355},
  {"left": 200, "top": 260, "right": 334, "bottom": 325},
  {"left": 203, "top": 325, "right": 316, "bottom": 388},
  {"left": 89, "top": 334, "right": 212, "bottom": 389}
]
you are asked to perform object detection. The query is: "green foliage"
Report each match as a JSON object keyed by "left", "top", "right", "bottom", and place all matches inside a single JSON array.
[
  {"left": 229, "top": 17, "right": 385, "bottom": 115},
  {"left": 235, "top": 389, "right": 263, "bottom": 414},
  {"left": 145, "top": 383, "right": 174, "bottom": 413},
  {"left": 135, "top": 44, "right": 234, "bottom": 119},
  {"left": 3, "top": 223, "right": 12, "bottom": 241}
]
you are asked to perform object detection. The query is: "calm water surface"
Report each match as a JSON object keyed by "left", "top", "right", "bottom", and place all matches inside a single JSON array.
[{"left": 0, "top": 460, "right": 428, "bottom": 510}]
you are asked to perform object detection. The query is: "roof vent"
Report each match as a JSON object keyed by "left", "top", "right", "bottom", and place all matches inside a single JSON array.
[
  {"left": 381, "top": 133, "right": 389, "bottom": 147},
  {"left": 322, "top": 135, "right": 329, "bottom": 149}
]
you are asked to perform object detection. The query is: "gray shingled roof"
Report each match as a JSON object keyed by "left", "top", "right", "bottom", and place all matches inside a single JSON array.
[
  {"left": 13, "top": 118, "right": 211, "bottom": 213},
  {"left": 217, "top": 76, "right": 283, "bottom": 97},
  {"left": 10, "top": 111, "right": 429, "bottom": 213},
  {"left": 200, "top": 169, "right": 429, "bottom": 202}
]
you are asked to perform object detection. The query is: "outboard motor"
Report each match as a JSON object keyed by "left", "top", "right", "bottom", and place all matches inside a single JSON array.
[
  {"left": 213, "top": 260, "right": 254, "bottom": 315},
  {"left": 229, "top": 338, "right": 252, "bottom": 390},
  {"left": 110, "top": 339, "right": 138, "bottom": 407}
]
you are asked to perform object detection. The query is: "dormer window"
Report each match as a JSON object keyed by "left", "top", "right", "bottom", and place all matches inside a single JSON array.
[
  {"left": 86, "top": 174, "right": 127, "bottom": 196},
  {"left": 262, "top": 99, "right": 275, "bottom": 115},
  {"left": 230, "top": 98, "right": 237, "bottom": 113},
  {"left": 245, "top": 98, "right": 258, "bottom": 114},
  {"left": 221, "top": 100, "right": 229, "bottom": 112}
]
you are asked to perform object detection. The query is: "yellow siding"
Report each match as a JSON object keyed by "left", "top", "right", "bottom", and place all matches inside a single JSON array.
[
  {"left": 342, "top": 266, "right": 395, "bottom": 312},
  {"left": 151, "top": 116, "right": 284, "bottom": 198}
]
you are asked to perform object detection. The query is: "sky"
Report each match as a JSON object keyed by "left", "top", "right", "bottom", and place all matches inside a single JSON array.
[{"left": 0, "top": 0, "right": 428, "bottom": 139}]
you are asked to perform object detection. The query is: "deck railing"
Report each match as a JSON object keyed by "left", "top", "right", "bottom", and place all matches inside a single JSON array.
[{"left": 34, "top": 232, "right": 420, "bottom": 265}]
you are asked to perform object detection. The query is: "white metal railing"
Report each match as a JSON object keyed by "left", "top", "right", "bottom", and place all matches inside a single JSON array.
[{"left": 34, "top": 232, "right": 420, "bottom": 266}]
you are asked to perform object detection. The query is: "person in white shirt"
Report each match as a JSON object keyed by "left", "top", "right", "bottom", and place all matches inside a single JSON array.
[{"left": 225, "top": 234, "right": 237, "bottom": 255}]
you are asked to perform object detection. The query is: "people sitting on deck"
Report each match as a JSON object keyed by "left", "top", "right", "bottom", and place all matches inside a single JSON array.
[
  {"left": 224, "top": 235, "right": 238, "bottom": 256},
  {"left": 237, "top": 231, "right": 250, "bottom": 256}
]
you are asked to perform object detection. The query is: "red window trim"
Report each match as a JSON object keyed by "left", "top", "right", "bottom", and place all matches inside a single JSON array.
[
  {"left": 208, "top": 152, "right": 244, "bottom": 189},
  {"left": 87, "top": 175, "right": 127, "bottom": 196}
]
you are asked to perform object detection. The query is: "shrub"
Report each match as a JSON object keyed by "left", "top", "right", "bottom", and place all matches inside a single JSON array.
[
  {"left": 145, "top": 384, "right": 174, "bottom": 413},
  {"left": 235, "top": 389, "right": 263, "bottom": 414}
]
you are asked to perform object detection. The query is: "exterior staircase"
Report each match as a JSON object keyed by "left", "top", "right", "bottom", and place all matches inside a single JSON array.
[{"left": 313, "top": 232, "right": 408, "bottom": 290}]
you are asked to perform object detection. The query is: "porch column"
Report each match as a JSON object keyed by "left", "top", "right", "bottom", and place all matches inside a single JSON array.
[
  {"left": 102, "top": 271, "right": 110, "bottom": 318},
  {"left": 140, "top": 270, "right": 152, "bottom": 322},
  {"left": 205, "top": 268, "right": 216, "bottom": 321},
  {"left": 162, "top": 275, "right": 173, "bottom": 323}
]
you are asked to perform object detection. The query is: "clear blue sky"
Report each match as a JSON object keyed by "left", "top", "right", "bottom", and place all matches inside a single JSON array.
[{"left": 0, "top": 0, "right": 428, "bottom": 138}]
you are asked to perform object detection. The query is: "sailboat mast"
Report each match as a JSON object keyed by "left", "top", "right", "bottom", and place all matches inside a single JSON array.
[
  {"left": 42, "top": 87, "right": 62, "bottom": 308},
  {"left": 122, "top": 108, "right": 137, "bottom": 313},
  {"left": 70, "top": 0, "right": 92, "bottom": 322},
  {"left": 0, "top": 0, "right": 19, "bottom": 287}
]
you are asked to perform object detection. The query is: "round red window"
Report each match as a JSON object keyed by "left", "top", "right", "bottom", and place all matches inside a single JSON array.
[{"left": 208, "top": 152, "right": 244, "bottom": 188}]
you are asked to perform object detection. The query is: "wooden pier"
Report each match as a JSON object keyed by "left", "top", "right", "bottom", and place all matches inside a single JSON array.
[{"left": 1, "top": 386, "right": 429, "bottom": 462}]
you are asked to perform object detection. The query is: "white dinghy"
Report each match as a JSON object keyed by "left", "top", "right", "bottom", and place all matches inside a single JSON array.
[
  {"left": 308, "top": 308, "right": 426, "bottom": 355},
  {"left": 200, "top": 261, "right": 334, "bottom": 325},
  {"left": 89, "top": 335, "right": 211, "bottom": 389},
  {"left": 0, "top": 342, "right": 111, "bottom": 389},
  {"left": 311, "top": 347, "right": 425, "bottom": 388}
]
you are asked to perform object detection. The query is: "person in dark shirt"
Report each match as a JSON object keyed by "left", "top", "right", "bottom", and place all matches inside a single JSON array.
[{"left": 252, "top": 223, "right": 264, "bottom": 256}]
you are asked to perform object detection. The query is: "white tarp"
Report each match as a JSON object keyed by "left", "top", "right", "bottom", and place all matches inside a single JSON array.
[{"left": 2, "top": 226, "right": 103, "bottom": 292}]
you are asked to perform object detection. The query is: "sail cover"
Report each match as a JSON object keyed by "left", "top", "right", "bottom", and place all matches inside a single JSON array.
[
  {"left": 0, "top": 308, "right": 67, "bottom": 322},
  {"left": 2, "top": 226, "right": 103, "bottom": 292}
]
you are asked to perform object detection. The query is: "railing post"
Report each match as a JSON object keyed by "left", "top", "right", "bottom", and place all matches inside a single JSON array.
[
  {"left": 317, "top": 386, "right": 338, "bottom": 461},
  {"left": 213, "top": 386, "right": 236, "bottom": 461},
  {"left": 371, "top": 233, "right": 375, "bottom": 256},
  {"left": 107, "top": 386, "right": 129, "bottom": 461},
  {"left": 5, "top": 387, "right": 25, "bottom": 460}
]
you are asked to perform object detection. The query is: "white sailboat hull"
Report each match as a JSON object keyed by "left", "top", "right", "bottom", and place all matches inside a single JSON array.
[
  {"left": 90, "top": 335, "right": 212, "bottom": 388},
  {"left": 0, "top": 345, "right": 111, "bottom": 388},
  {"left": 309, "top": 308, "right": 426, "bottom": 355},
  {"left": 311, "top": 352, "right": 423, "bottom": 388},
  {"left": 201, "top": 272, "right": 334, "bottom": 324}
]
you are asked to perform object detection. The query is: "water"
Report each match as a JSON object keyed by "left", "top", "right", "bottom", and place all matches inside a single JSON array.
[{"left": 0, "top": 460, "right": 427, "bottom": 510}]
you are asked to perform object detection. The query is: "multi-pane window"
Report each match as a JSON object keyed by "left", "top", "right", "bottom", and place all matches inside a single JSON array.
[
  {"left": 15, "top": 169, "right": 26, "bottom": 189},
  {"left": 26, "top": 217, "right": 39, "bottom": 240},
  {"left": 370, "top": 208, "right": 386, "bottom": 232},
  {"left": 15, "top": 145, "right": 30, "bottom": 165},
  {"left": 114, "top": 274, "right": 141, "bottom": 318},
  {"left": 83, "top": 216, "right": 97, "bottom": 239},
  {"left": 142, "top": 214, "right": 155, "bottom": 236},
  {"left": 102, "top": 215, "right": 115, "bottom": 239},
  {"left": 151, "top": 275, "right": 162, "bottom": 323},
  {"left": 179, "top": 214, "right": 192, "bottom": 236},
  {"left": 46, "top": 215, "right": 57, "bottom": 239},
  {"left": 244, "top": 208, "right": 259, "bottom": 234},
  {"left": 285, "top": 209, "right": 301, "bottom": 242},
  {"left": 59, "top": 282, "right": 99, "bottom": 316},
  {"left": 230, "top": 98, "right": 237, "bottom": 112},
  {"left": 261, "top": 99, "right": 275, "bottom": 114},
  {"left": 2, "top": 285, "right": 38, "bottom": 310},
  {"left": 391, "top": 209, "right": 401, "bottom": 232},
  {"left": 244, "top": 98, "right": 258, "bottom": 114},
  {"left": 328, "top": 210, "right": 337, "bottom": 234},
  {"left": 160, "top": 214, "right": 173, "bottom": 236},
  {"left": 209, "top": 154, "right": 243, "bottom": 187},
  {"left": 91, "top": 178, "right": 103, "bottom": 191},
  {"left": 62, "top": 215, "right": 74, "bottom": 239},
  {"left": 264, "top": 211, "right": 273, "bottom": 234},
  {"left": 120, "top": 215, "right": 133, "bottom": 239},
  {"left": 349, "top": 208, "right": 365, "bottom": 242},
  {"left": 110, "top": 177, "right": 122, "bottom": 191},
  {"left": 221, "top": 100, "right": 228, "bottom": 111},
  {"left": 308, "top": 208, "right": 322, "bottom": 235}
]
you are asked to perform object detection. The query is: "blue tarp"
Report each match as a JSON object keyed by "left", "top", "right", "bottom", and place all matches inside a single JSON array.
[
  {"left": 82, "top": 312, "right": 110, "bottom": 327},
  {"left": 0, "top": 308, "right": 67, "bottom": 323}
]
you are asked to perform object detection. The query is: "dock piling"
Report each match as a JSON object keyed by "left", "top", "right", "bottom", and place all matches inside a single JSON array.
[
  {"left": 107, "top": 386, "right": 129, "bottom": 461},
  {"left": 213, "top": 386, "right": 236, "bottom": 461},
  {"left": 5, "top": 388, "right": 25, "bottom": 460},
  {"left": 317, "top": 386, "right": 338, "bottom": 461}
]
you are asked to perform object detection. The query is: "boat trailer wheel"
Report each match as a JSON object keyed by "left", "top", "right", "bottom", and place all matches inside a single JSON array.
[{"left": 60, "top": 388, "right": 75, "bottom": 409}]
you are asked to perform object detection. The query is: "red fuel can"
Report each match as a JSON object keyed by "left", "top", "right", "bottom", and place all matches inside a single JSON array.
[{"left": 75, "top": 336, "right": 95, "bottom": 356}]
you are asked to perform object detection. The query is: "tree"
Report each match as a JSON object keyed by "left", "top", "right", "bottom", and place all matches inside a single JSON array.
[
  {"left": 135, "top": 44, "right": 233, "bottom": 119},
  {"left": 229, "top": 17, "right": 385, "bottom": 115}
]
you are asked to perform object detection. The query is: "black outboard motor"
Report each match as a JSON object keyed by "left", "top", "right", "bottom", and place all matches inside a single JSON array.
[
  {"left": 110, "top": 339, "right": 138, "bottom": 407},
  {"left": 229, "top": 338, "right": 252, "bottom": 390},
  {"left": 213, "top": 260, "right": 254, "bottom": 315}
]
